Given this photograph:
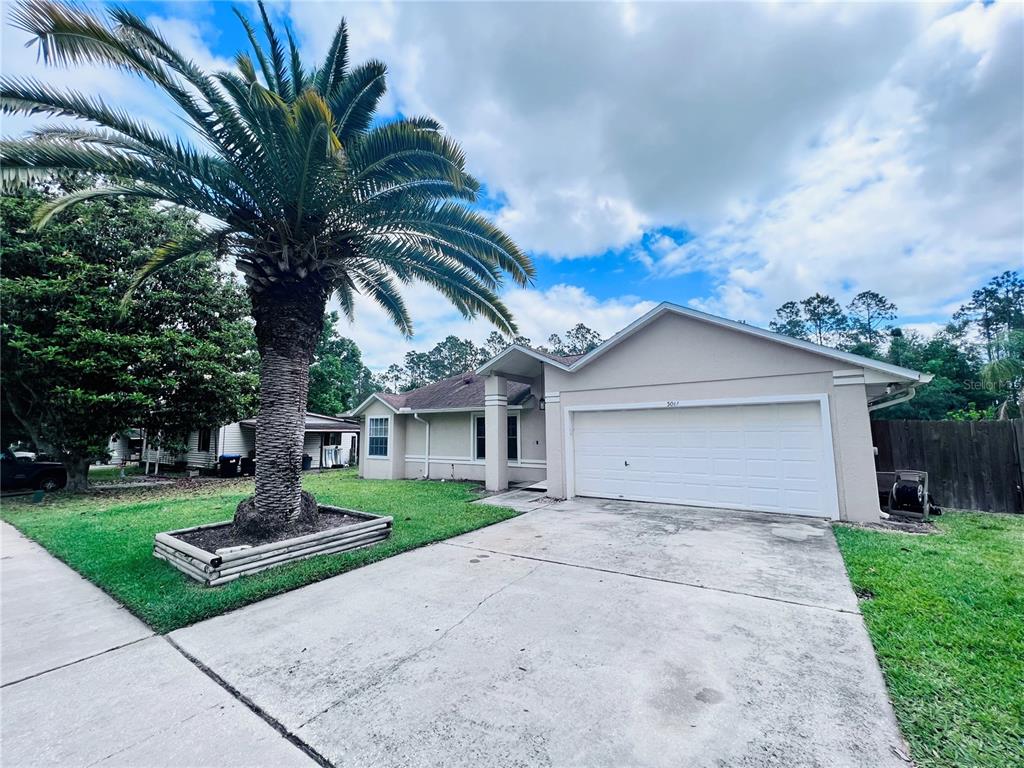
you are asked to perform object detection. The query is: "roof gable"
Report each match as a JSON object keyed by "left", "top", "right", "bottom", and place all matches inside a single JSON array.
[{"left": 567, "top": 303, "right": 929, "bottom": 383}]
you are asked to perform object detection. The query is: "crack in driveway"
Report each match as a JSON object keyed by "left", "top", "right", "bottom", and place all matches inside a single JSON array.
[{"left": 441, "top": 541, "right": 860, "bottom": 616}]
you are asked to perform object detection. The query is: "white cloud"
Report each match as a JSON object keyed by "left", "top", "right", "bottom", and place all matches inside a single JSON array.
[
  {"left": 285, "top": 1, "right": 943, "bottom": 260},
  {"left": 283, "top": 0, "right": 1020, "bottom": 323},
  {"left": 4, "top": 0, "right": 1020, "bottom": 344},
  {"left": 330, "top": 283, "right": 655, "bottom": 370},
  {"left": 657, "top": 3, "right": 1023, "bottom": 324},
  {"left": 902, "top": 322, "right": 945, "bottom": 339}
]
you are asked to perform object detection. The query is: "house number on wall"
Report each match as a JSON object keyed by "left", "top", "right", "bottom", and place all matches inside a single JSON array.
[{"left": 666, "top": 400, "right": 682, "bottom": 408}]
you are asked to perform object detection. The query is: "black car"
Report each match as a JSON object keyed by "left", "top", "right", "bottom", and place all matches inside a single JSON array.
[{"left": 0, "top": 449, "right": 67, "bottom": 492}]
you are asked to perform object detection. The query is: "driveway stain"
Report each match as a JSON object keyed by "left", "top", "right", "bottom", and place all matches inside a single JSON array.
[
  {"left": 695, "top": 687, "right": 725, "bottom": 704},
  {"left": 770, "top": 524, "right": 825, "bottom": 542}
]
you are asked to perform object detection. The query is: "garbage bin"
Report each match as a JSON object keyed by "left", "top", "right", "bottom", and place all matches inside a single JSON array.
[
  {"left": 218, "top": 454, "right": 241, "bottom": 478},
  {"left": 240, "top": 457, "right": 256, "bottom": 476},
  {"left": 302, "top": 454, "right": 313, "bottom": 471}
]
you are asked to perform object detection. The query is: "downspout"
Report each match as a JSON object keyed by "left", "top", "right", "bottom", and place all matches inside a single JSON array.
[
  {"left": 868, "top": 385, "right": 917, "bottom": 413},
  {"left": 412, "top": 413, "right": 430, "bottom": 479}
]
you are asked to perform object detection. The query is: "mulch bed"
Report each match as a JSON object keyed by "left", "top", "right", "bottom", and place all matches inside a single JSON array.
[{"left": 177, "top": 509, "right": 366, "bottom": 552}]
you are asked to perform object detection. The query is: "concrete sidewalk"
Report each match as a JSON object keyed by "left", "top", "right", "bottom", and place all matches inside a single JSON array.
[{"left": 0, "top": 522, "right": 315, "bottom": 768}]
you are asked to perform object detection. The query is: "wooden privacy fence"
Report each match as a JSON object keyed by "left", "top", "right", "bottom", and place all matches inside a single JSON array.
[{"left": 870, "top": 419, "right": 1024, "bottom": 514}]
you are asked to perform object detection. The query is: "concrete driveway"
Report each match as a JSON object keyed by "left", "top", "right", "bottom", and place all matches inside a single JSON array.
[{"left": 171, "top": 494, "right": 909, "bottom": 768}]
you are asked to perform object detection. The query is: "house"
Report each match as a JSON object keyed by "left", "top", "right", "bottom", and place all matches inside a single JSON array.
[
  {"left": 352, "top": 303, "right": 932, "bottom": 523},
  {"left": 128, "top": 412, "right": 360, "bottom": 470}
]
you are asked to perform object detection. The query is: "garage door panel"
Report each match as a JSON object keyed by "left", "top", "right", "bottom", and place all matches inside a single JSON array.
[
  {"left": 711, "top": 457, "right": 744, "bottom": 477},
  {"left": 745, "top": 458, "right": 779, "bottom": 478},
  {"left": 572, "top": 402, "right": 832, "bottom": 518},
  {"left": 744, "top": 431, "right": 780, "bottom": 450}
]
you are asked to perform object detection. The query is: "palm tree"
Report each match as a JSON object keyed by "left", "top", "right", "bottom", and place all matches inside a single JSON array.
[
  {"left": 980, "top": 331, "right": 1024, "bottom": 419},
  {"left": 1, "top": 0, "right": 534, "bottom": 535}
]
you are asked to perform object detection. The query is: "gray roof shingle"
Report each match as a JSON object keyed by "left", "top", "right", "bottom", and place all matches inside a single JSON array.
[
  {"left": 239, "top": 412, "right": 359, "bottom": 431},
  {"left": 375, "top": 372, "right": 534, "bottom": 411}
]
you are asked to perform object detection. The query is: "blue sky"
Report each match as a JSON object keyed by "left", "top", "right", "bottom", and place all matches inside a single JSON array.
[{"left": 3, "top": 1, "right": 1022, "bottom": 368}]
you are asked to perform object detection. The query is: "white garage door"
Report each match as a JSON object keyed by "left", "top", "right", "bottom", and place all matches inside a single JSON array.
[{"left": 571, "top": 402, "right": 834, "bottom": 517}]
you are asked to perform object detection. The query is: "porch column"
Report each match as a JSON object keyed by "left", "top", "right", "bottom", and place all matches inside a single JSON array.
[{"left": 484, "top": 374, "right": 508, "bottom": 491}]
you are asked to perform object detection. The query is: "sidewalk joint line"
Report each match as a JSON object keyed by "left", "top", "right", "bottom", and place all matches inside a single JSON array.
[
  {"left": 163, "top": 636, "right": 335, "bottom": 768},
  {"left": 1, "top": 635, "right": 154, "bottom": 689}
]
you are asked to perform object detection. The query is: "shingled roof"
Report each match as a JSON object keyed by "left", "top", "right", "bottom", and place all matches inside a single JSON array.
[
  {"left": 239, "top": 412, "right": 359, "bottom": 431},
  {"left": 374, "top": 372, "right": 536, "bottom": 411}
]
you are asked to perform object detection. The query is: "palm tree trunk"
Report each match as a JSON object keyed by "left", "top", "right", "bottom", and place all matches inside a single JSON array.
[{"left": 235, "top": 280, "right": 327, "bottom": 535}]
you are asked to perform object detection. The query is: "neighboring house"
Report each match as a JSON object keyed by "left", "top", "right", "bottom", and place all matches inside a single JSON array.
[
  {"left": 352, "top": 303, "right": 931, "bottom": 523},
  {"left": 106, "top": 428, "right": 143, "bottom": 464},
  {"left": 128, "top": 412, "right": 360, "bottom": 470}
]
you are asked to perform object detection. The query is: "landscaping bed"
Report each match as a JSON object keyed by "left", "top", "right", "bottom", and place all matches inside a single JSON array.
[
  {"left": 156, "top": 506, "right": 392, "bottom": 586},
  {"left": 835, "top": 511, "right": 1024, "bottom": 768},
  {"left": 0, "top": 470, "right": 517, "bottom": 632}
]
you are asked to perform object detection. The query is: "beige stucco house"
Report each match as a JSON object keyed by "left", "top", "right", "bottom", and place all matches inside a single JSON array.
[{"left": 352, "top": 303, "right": 931, "bottom": 523}]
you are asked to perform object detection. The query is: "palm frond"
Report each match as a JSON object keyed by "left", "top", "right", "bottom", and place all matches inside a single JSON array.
[
  {"left": 367, "top": 202, "right": 534, "bottom": 286},
  {"left": 287, "top": 28, "right": 307, "bottom": 95},
  {"left": 233, "top": 6, "right": 276, "bottom": 91},
  {"left": 314, "top": 18, "right": 348, "bottom": 96},
  {"left": 329, "top": 60, "right": 387, "bottom": 143},
  {"left": 349, "top": 265, "right": 412, "bottom": 336},
  {"left": 121, "top": 226, "right": 230, "bottom": 311},
  {"left": 257, "top": 0, "right": 291, "bottom": 100},
  {"left": 31, "top": 182, "right": 167, "bottom": 228},
  {"left": 346, "top": 119, "right": 478, "bottom": 194}
]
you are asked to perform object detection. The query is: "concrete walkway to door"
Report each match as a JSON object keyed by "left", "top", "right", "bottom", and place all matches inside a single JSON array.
[
  {"left": 0, "top": 522, "right": 315, "bottom": 768},
  {"left": 168, "top": 494, "right": 911, "bottom": 768}
]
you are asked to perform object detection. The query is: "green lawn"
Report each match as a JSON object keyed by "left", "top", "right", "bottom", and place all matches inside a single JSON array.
[
  {"left": 1, "top": 470, "right": 517, "bottom": 633},
  {"left": 834, "top": 512, "right": 1024, "bottom": 768},
  {"left": 87, "top": 465, "right": 146, "bottom": 483}
]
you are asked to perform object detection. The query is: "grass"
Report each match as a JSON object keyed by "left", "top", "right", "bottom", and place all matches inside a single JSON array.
[
  {"left": 87, "top": 465, "right": 145, "bottom": 482},
  {"left": 834, "top": 512, "right": 1024, "bottom": 768},
  {"left": 0, "top": 470, "right": 518, "bottom": 633}
]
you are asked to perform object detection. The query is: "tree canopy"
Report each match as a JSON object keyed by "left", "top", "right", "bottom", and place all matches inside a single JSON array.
[
  {"left": 0, "top": 179, "right": 257, "bottom": 488},
  {"left": 376, "top": 323, "right": 604, "bottom": 392},
  {"left": 307, "top": 312, "right": 376, "bottom": 415},
  {"left": 768, "top": 272, "right": 1023, "bottom": 420}
]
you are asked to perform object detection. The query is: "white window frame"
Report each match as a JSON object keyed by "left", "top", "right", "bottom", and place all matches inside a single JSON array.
[
  {"left": 507, "top": 412, "right": 521, "bottom": 464},
  {"left": 366, "top": 416, "right": 391, "bottom": 459},
  {"left": 472, "top": 414, "right": 486, "bottom": 461},
  {"left": 471, "top": 412, "right": 521, "bottom": 464}
]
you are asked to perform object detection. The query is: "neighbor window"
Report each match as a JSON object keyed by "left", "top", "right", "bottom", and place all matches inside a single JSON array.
[
  {"left": 473, "top": 415, "right": 519, "bottom": 461},
  {"left": 197, "top": 428, "right": 212, "bottom": 453},
  {"left": 368, "top": 417, "right": 389, "bottom": 457}
]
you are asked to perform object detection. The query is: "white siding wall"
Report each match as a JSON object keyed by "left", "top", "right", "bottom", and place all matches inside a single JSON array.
[{"left": 106, "top": 436, "right": 134, "bottom": 463}]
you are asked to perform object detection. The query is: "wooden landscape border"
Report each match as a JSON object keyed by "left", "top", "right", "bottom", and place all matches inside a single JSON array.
[{"left": 153, "top": 504, "right": 393, "bottom": 586}]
